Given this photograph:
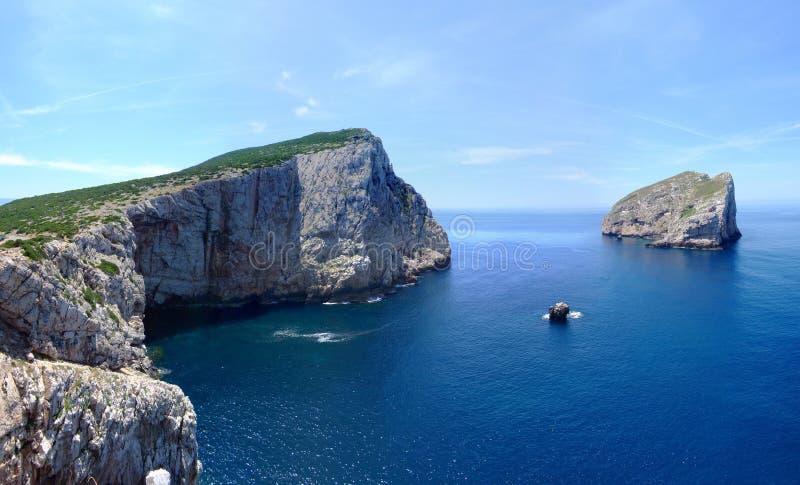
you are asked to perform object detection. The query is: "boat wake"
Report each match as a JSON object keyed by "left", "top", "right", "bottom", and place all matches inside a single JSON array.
[
  {"left": 273, "top": 329, "right": 351, "bottom": 343},
  {"left": 273, "top": 322, "right": 392, "bottom": 343}
]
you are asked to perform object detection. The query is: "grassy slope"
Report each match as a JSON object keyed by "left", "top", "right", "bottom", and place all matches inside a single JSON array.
[
  {"left": 611, "top": 170, "right": 729, "bottom": 221},
  {"left": 0, "top": 129, "right": 365, "bottom": 239}
]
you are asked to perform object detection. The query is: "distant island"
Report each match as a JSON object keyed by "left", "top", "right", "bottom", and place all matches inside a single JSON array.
[
  {"left": 0, "top": 129, "right": 449, "bottom": 483},
  {"left": 601, "top": 171, "right": 741, "bottom": 249}
]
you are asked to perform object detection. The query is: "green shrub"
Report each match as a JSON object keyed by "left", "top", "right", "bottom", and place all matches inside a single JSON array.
[
  {"left": 0, "top": 236, "right": 53, "bottom": 261},
  {"left": 680, "top": 206, "right": 697, "bottom": 218},
  {"left": 108, "top": 310, "right": 121, "bottom": 325},
  {"left": 101, "top": 215, "right": 125, "bottom": 225},
  {"left": 82, "top": 287, "right": 103, "bottom": 308},
  {"left": 96, "top": 259, "right": 120, "bottom": 276}
]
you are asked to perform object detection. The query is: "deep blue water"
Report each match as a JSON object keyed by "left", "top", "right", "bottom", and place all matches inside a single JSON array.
[{"left": 147, "top": 207, "right": 800, "bottom": 483}]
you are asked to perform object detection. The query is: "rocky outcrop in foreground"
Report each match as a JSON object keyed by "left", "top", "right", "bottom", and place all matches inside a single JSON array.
[
  {"left": 0, "top": 129, "right": 449, "bottom": 482},
  {"left": 601, "top": 171, "right": 741, "bottom": 249},
  {"left": 0, "top": 354, "right": 198, "bottom": 483}
]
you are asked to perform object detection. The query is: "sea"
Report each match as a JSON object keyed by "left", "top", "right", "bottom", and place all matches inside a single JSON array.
[{"left": 146, "top": 207, "right": 800, "bottom": 483}]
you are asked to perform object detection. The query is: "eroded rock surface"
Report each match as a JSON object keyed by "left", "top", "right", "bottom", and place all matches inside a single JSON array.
[
  {"left": 0, "top": 223, "right": 148, "bottom": 370},
  {"left": 0, "top": 354, "right": 199, "bottom": 484},
  {"left": 129, "top": 130, "right": 450, "bottom": 305},
  {"left": 601, "top": 171, "right": 741, "bottom": 249}
]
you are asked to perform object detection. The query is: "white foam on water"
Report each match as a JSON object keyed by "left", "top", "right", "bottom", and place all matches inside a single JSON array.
[
  {"left": 366, "top": 295, "right": 383, "bottom": 303},
  {"left": 273, "top": 329, "right": 300, "bottom": 338},
  {"left": 395, "top": 282, "right": 416, "bottom": 288},
  {"left": 273, "top": 329, "right": 350, "bottom": 343},
  {"left": 541, "top": 310, "right": 584, "bottom": 321},
  {"left": 306, "top": 332, "right": 349, "bottom": 343},
  {"left": 322, "top": 301, "right": 351, "bottom": 305}
]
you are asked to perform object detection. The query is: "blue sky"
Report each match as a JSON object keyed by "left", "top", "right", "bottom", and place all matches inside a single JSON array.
[{"left": 1, "top": 0, "right": 799, "bottom": 209}]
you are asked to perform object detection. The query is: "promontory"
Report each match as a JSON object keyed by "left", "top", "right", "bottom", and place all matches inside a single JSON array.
[
  {"left": 0, "top": 128, "right": 450, "bottom": 483},
  {"left": 601, "top": 171, "right": 741, "bottom": 249}
]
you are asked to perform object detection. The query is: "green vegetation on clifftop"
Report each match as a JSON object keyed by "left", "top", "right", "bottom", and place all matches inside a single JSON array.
[
  {"left": 0, "top": 236, "right": 53, "bottom": 261},
  {"left": 0, "top": 129, "right": 366, "bottom": 238}
]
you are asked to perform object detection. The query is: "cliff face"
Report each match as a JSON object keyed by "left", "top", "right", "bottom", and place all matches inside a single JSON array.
[
  {"left": 128, "top": 131, "right": 450, "bottom": 305},
  {"left": 0, "top": 223, "right": 148, "bottom": 370},
  {"left": 0, "top": 129, "right": 449, "bottom": 482},
  {"left": 601, "top": 171, "right": 741, "bottom": 249}
]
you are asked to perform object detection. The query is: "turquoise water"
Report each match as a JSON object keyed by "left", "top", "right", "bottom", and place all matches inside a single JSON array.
[{"left": 147, "top": 207, "right": 800, "bottom": 483}]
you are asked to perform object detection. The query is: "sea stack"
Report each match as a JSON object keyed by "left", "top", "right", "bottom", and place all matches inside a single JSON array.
[
  {"left": 601, "top": 171, "right": 741, "bottom": 249},
  {"left": 549, "top": 302, "right": 570, "bottom": 322}
]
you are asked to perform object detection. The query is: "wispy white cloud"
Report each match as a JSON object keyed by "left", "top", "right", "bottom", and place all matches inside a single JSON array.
[
  {"left": 664, "top": 121, "right": 800, "bottom": 165},
  {"left": 0, "top": 154, "right": 176, "bottom": 177},
  {"left": 275, "top": 70, "right": 303, "bottom": 97},
  {"left": 274, "top": 71, "right": 323, "bottom": 118},
  {"left": 632, "top": 114, "right": 720, "bottom": 141},
  {"left": 546, "top": 166, "right": 605, "bottom": 185},
  {"left": 293, "top": 97, "right": 320, "bottom": 118},
  {"left": 336, "top": 54, "right": 432, "bottom": 87},
  {"left": 7, "top": 71, "right": 228, "bottom": 119},
  {"left": 148, "top": 3, "right": 175, "bottom": 19},
  {"left": 247, "top": 121, "right": 266, "bottom": 134},
  {"left": 457, "top": 146, "right": 551, "bottom": 165}
]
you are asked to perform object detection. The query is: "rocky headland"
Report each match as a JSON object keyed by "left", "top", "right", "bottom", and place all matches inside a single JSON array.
[
  {"left": 601, "top": 171, "right": 741, "bottom": 249},
  {"left": 0, "top": 129, "right": 450, "bottom": 483}
]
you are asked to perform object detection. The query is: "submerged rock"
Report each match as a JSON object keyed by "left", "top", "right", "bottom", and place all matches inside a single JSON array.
[
  {"left": 601, "top": 171, "right": 741, "bottom": 249},
  {"left": 548, "top": 302, "right": 570, "bottom": 322}
]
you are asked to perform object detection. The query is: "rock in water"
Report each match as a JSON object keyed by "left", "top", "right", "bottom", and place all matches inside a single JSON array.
[
  {"left": 549, "top": 302, "right": 570, "bottom": 322},
  {"left": 601, "top": 171, "right": 741, "bottom": 249}
]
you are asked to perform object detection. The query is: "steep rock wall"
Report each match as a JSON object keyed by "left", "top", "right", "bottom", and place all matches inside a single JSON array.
[{"left": 128, "top": 132, "right": 450, "bottom": 305}]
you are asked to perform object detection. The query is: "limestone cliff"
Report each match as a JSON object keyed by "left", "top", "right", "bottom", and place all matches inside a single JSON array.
[
  {"left": 129, "top": 130, "right": 450, "bottom": 305},
  {"left": 0, "top": 129, "right": 449, "bottom": 483},
  {"left": 601, "top": 171, "right": 741, "bottom": 249}
]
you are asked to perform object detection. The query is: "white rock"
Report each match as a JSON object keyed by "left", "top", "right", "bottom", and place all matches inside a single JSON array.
[{"left": 146, "top": 468, "right": 171, "bottom": 485}]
